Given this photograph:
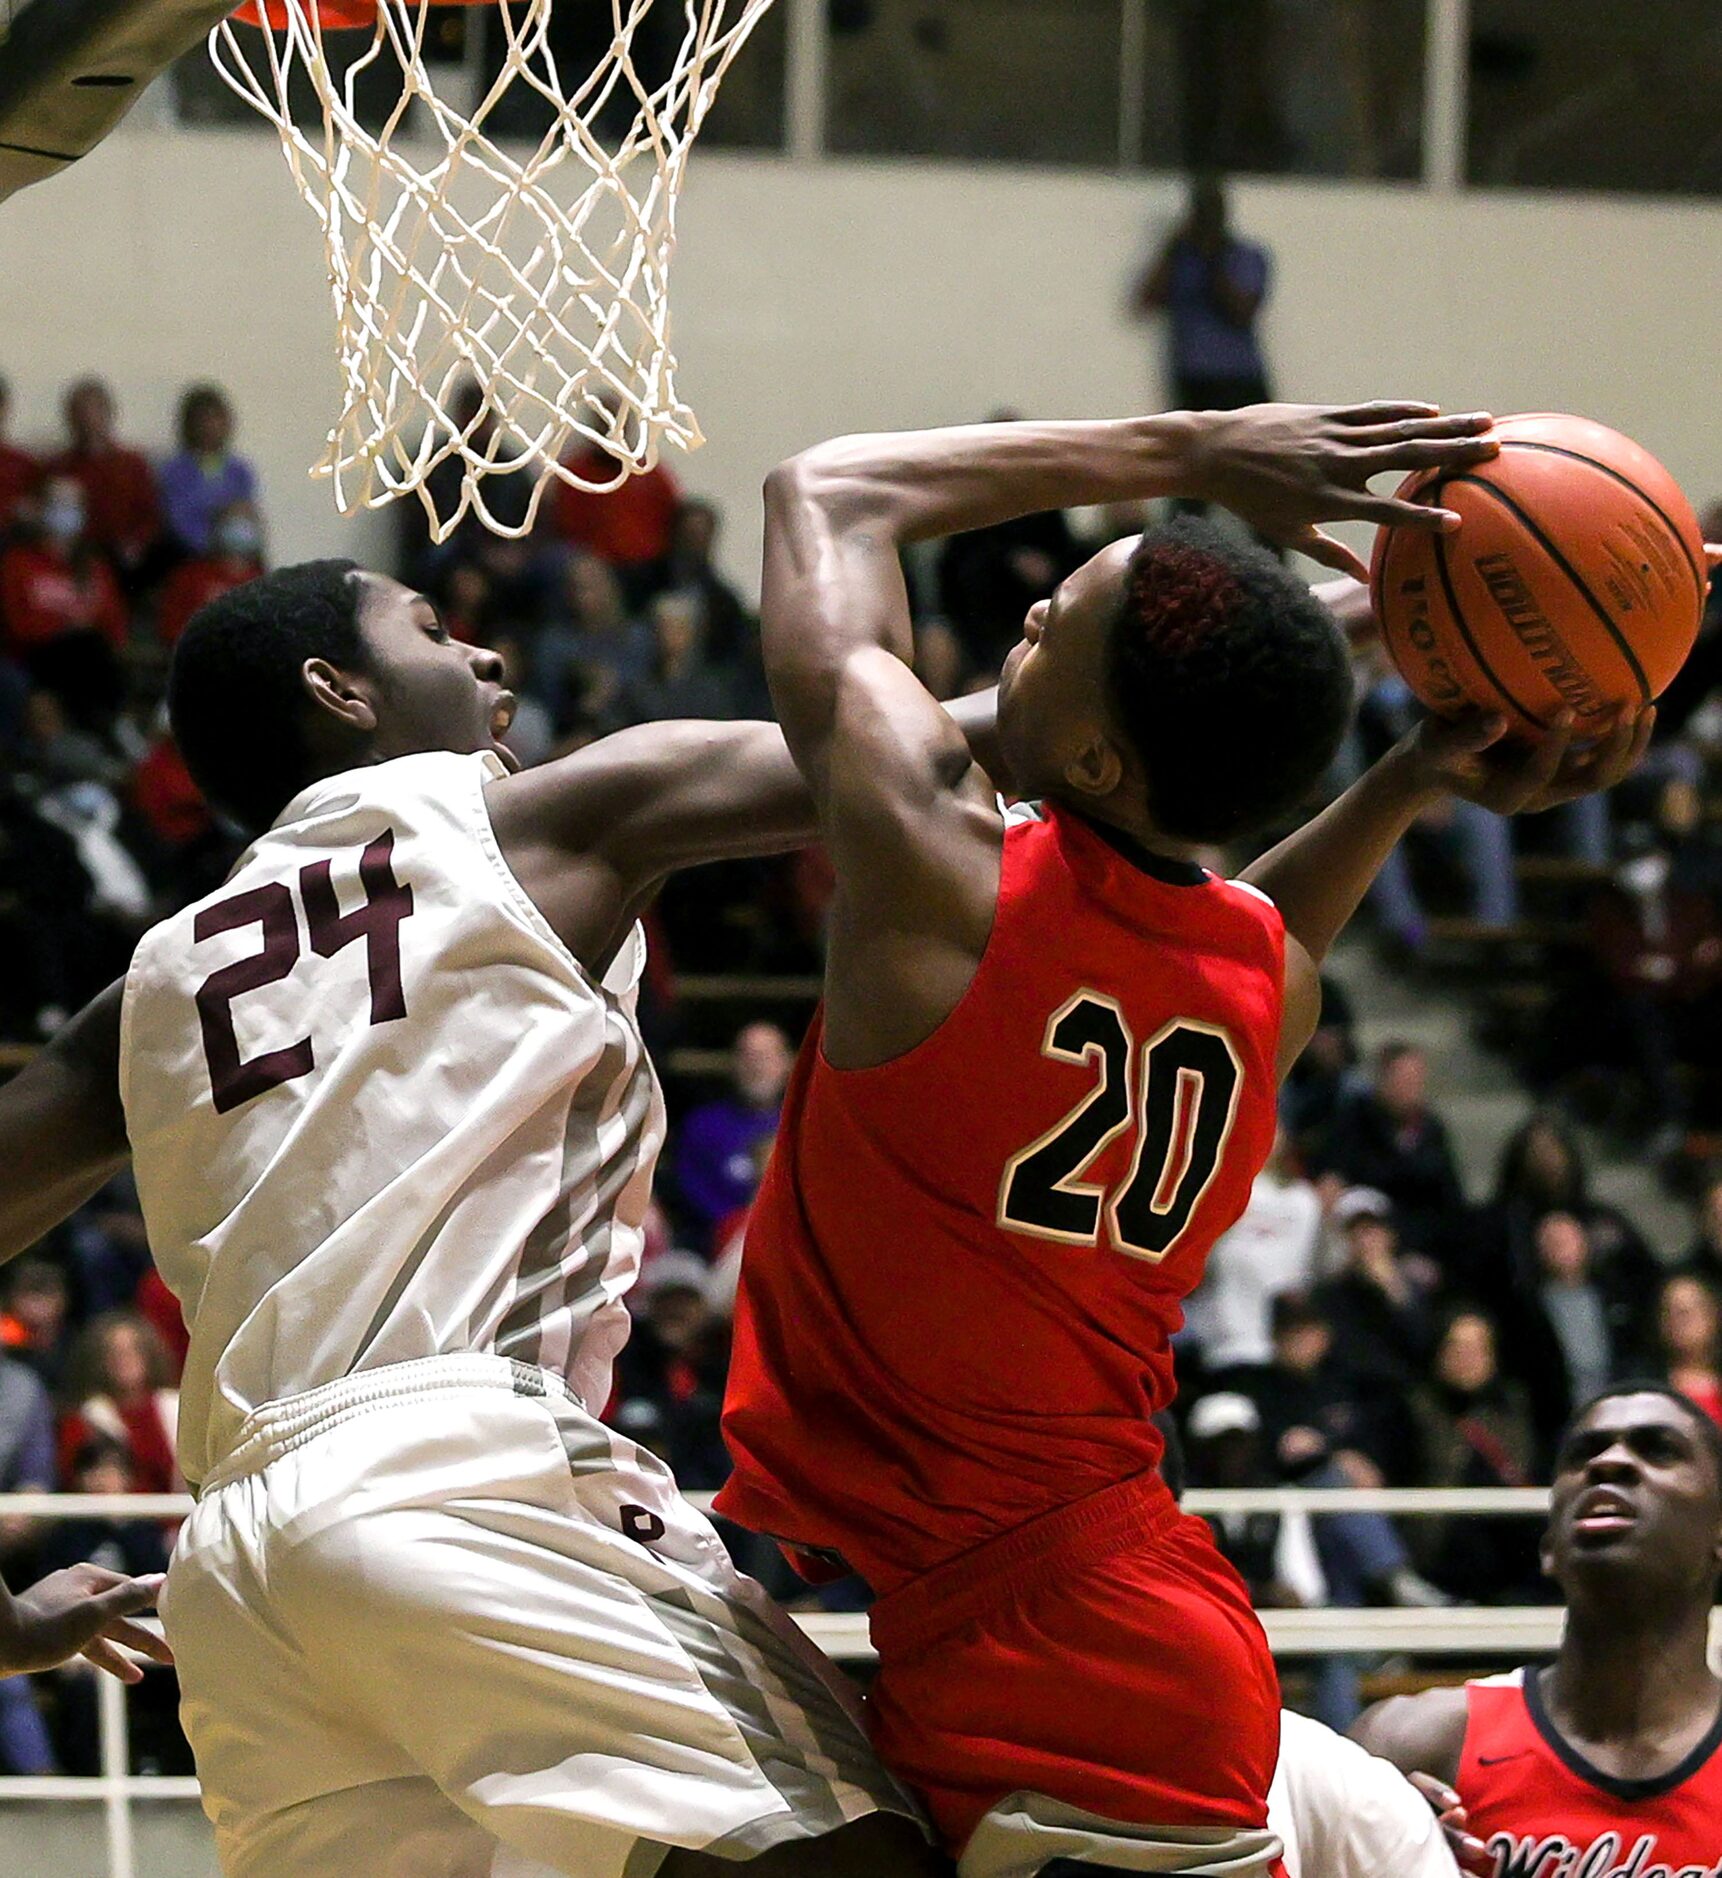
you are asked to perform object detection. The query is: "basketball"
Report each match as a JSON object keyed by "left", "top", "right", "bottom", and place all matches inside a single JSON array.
[{"left": 1370, "top": 413, "right": 1706, "bottom": 738}]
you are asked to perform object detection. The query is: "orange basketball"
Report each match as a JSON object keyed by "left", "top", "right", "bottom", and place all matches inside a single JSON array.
[{"left": 1369, "top": 414, "right": 1705, "bottom": 739}]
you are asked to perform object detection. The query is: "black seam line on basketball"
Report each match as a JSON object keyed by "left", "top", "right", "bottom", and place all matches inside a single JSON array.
[
  {"left": 1448, "top": 472, "right": 1651, "bottom": 705},
  {"left": 0, "top": 137, "right": 77, "bottom": 163},
  {"left": 1499, "top": 439, "right": 1706, "bottom": 609},
  {"left": 1428, "top": 492, "right": 1551, "bottom": 732}
]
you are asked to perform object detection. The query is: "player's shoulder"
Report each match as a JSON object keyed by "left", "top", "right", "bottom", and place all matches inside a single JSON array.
[{"left": 1352, "top": 1685, "right": 1471, "bottom": 1784}]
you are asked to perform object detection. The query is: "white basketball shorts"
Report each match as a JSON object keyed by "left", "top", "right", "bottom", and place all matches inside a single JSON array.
[{"left": 161, "top": 1353, "right": 921, "bottom": 1878}]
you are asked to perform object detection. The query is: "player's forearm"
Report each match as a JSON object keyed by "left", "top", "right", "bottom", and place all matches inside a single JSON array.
[
  {"left": 0, "top": 985, "right": 129, "bottom": 1267},
  {"left": 1243, "top": 739, "right": 1443, "bottom": 966},
  {"left": 769, "top": 414, "right": 1203, "bottom": 550}
]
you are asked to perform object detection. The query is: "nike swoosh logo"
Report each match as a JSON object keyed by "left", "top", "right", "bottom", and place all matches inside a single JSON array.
[{"left": 1477, "top": 1753, "right": 1528, "bottom": 1765}]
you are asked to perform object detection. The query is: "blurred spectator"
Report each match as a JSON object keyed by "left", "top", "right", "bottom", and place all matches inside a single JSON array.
[
  {"left": 0, "top": 1347, "right": 57, "bottom": 1767},
  {"left": 35, "top": 1436, "right": 171, "bottom": 1583},
  {"left": 32, "top": 1435, "right": 179, "bottom": 1780},
  {"left": 1653, "top": 1273, "right": 1722, "bottom": 1425},
  {"left": 1279, "top": 971, "right": 1358, "bottom": 1169},
  {"left": 1510, "top": 1211, "right": 1631, "bottom": 1454},
  {"left": 1248, "top": 1292, "right": 1409, "bottom": 1493},
  {"left": 644, "top": 499, "right": 752, "bottom": 666},
  {"left": 1186, "top": 1391, "right": 1323, "bottom": 1612},
  {"left": 0, "top": 374, "right": 40, "bottom": 530},
  {"left": 154, "top": 499, "right": 265, "bottom": 646},
  {"left": 0, "top": 479, "right": 128, "bottom": 726},
  {"left": 934, "top": 418, "right": 1081, "bottom": 675},
  {"left": 1133, "top": 176, "right": 1272, "bottom": 416},
  {"left": 157, "top": 386, "right": 261, "bottom": 559},
  {"left": 1577, "top": 818, "right": 1722, "bottom": 1151},
  {"left": 1312, "top": 1188, "right": 1435, "bottom": 1421},
  {"left": 1409, "top": 1309, "right": 1541, "bottom": 1603},
  {"left": 44, "top": 378, "right": 159, "bottom": 589},
  {"left": 58, "top": 1312, "right": 181, "bottom": 1497},
  {"left": 553, "top": 402, "right": 682, "bottom": 599},
  {"left": 619, "top": 590, "right": 738, "bottom": 726},
  {"left": 673, "top": 1022, "right": 792, "bottom": 1250},
  {"left": 0, "top": 1260, "right": 71, "bottom": 1395},
  {"left": 1680, "top": 1168, "right": 1722, "bottom": 1284},
  {"left": 396, "top": 383, "right": 543, "bottom": 592},
  {"left": 1453, "top": 1112, "right": 1657, "bottom": 1326},
  {"left": 1185, "top": 1129, "right": 1321, "bottom": 1375},
  {"left": 534, "top": 550, "right": 650, "bottom": 739},
  {"left": 1322, "top": 1043, "right": 1464, "bottom": 1253}
]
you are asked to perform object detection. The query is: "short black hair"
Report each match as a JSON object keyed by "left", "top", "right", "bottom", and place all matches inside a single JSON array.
[
  {"left": 168, "top": 559, "right": 366, "bottom": 834},
  {"left": 1561, "top": 1380, "right": 1722, "bottom": 1496},
  {"left": 1108, "top": 518, "right": 1352, "bottom": 843},
  {"left": 178, "top": 382, "right": 232, "bottom": 450}
]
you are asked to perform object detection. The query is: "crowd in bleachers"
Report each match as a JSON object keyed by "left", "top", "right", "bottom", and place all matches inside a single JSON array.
[{"left": 3, "top": 370, "right": 1722, "bottom": 1765}]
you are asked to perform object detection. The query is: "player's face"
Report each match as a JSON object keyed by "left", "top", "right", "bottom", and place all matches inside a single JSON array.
[
  {"left": 997, "top": 537, "right": 1134, "bottom": 806},
  {"left": 346, "top": 574, "right": 520, "bottom": 770},
  {"left": 1543, "top": 1393, "right": 1722, "bottom": 1597}
]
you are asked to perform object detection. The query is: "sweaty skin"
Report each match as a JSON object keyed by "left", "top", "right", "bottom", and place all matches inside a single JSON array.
[{"left": 1355, "top": 1391, "right": 1722, "bottom": 1829}]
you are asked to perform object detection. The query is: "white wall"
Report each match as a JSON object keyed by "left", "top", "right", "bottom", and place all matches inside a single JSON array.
[{"left": 2, "top": 115, "right": 1719, "bottom": 596}]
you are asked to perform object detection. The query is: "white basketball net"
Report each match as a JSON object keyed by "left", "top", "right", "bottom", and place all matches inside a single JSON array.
[{"left": 209, "top": 0, "right": 775, "bottom": 540}]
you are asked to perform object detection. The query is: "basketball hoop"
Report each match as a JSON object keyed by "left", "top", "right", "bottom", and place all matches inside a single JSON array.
[{"left": 209, "top": 0, "right": 777, "bottom": 540}]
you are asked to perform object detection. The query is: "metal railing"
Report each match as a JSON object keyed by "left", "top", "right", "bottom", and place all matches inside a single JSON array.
[{"left": 0, "top": 1482, "right": 1601, "bottom": 1878}]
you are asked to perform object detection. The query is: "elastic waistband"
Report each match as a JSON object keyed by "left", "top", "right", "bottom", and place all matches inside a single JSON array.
[
  {"left": 199, "top": 1354, "right": 578, "bottom": 1493},
  {"left": 870, "top": 1469, "right": 1180, "bottom": 1660}
]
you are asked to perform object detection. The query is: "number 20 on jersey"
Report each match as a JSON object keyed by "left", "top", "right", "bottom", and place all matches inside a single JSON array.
[{"left": 997, "top": 991, "right": 1243, "bottom": 1265}]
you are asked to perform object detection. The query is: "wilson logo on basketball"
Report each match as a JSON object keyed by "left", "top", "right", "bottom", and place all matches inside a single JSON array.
[
  {"left": 1490, "top": 1829, "right": 1722, "bottom": 1878},
  {"left": 1393, "top": 574, "right": 1465, "bottom": 707},
  {"left": 1473, "top": 552, "right": 1608, "bottom": 718}
]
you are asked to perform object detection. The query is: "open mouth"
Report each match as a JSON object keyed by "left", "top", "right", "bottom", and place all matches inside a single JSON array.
[
  {"left": 489, "top": 692, "right": 522, "bottom": 771},
  {"left": 1571, "top": 1488, "right": 1638, "bottom": 1538}
]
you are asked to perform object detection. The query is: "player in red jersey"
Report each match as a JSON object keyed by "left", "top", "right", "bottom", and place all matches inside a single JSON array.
[
  {"left": 715, "top": 401, "right": 1651, "bottom": 1873},
  {"left": 1357, "top": 1384, "right": 1722, "bottom": 1878}
]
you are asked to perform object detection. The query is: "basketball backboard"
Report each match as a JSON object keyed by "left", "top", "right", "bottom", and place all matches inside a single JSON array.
[{"left": 0, "top": 0, "right": 235, "bottom": 201}]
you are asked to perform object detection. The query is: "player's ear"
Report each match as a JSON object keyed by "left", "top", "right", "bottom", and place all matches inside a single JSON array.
[
  {"left": 302, "top": 657, "right": 378, "bottom": 735},
  {"left": 1061, "top": 730, "right": 1123, "bottom": 801}
]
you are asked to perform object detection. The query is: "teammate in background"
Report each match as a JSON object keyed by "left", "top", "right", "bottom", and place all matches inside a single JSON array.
[
  {"left": 1355, "top": 1384, "right": 1722, "bottom": 1878},
  {"left": 717, "top": 401, "right": 1650, "bottom": 1873},
  {"left": 0, "top": 559, "right": 1000, "bottom": 1877},
  {"left": 0, "top": 1564, "right": 171, "bottom": 1682}
]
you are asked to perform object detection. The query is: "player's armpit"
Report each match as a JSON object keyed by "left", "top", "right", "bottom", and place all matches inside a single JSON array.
[
  {"left": 1350, "top": 1688, "right": 1468, "bottom": 1788},
  {"left": 1274, "top": 932, "right": 1322, "bottom": 1083},
  {"left": 0, "top": 978, "right": 129, "bottom": 1267}
]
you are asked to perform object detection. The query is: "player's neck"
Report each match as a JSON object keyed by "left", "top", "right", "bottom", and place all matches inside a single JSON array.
[
  {"left": 1060, "top": 798, "right": 1207, "bottom": 875},
  {"left": 1550, "top": 1598, "right": 1719, "bottom": 1744}
]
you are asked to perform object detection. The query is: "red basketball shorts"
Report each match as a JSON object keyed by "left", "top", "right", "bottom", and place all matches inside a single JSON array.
[{"left": 864, "top": 1472, "right": 1281, "bottom": 1856}]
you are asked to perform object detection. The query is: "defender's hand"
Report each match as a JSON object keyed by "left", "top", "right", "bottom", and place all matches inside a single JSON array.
[
  {"left": 1398, "top": 707, "right": 1653, "bottom": 814},
  {"left": 1, "top": 1566, "right": 172, "bottom": 1683},
  {"left": 1408, "top": 1772, "right": 1493, "bottom": 1877},
  {"left": 1182, "top": 402, "right": 1499, "bottom": 580}
]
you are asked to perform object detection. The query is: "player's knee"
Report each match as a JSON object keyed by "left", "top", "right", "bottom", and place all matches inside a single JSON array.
[{"left": 660, "top": 1815, "right": 951, "bottom": 1877}]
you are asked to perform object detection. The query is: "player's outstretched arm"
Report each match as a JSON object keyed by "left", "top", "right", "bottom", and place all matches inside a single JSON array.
[
  {"left": 487, "top": 705, "right": 998, "bottom": 969},
  {"left": 0, "top": 1566, "right": 173, "bottom": 1683},
  {"left": 1245, "top": 703, "right": 1650, "bottom": 1073},
  {"left": 0, "top": 980, "right": 129, "bottom": 1268}
]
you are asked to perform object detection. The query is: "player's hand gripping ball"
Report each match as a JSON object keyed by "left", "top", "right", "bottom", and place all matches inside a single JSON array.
[{"left": 1370, "top": 414, "right": 1706, "bottom": 740}]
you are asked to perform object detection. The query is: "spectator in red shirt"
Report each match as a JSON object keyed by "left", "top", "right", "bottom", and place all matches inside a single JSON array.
[
  {"left": 0, "top": 478, "right": 128, "bottom": 725},
  {"left": 154, "top": 501, "right": 265, "bottom": 646},
  {"left": 58, "top": 1312, "right": 182, "bottom": 1497},
  {"left": 552, "top": 399, "right": 682, "bottom": 597},
  {"left": 45, "top": 378, "right": 160, "bottom": 587},
  {"left": 0, "top": 376, "right": 40, "bottom": 532}
]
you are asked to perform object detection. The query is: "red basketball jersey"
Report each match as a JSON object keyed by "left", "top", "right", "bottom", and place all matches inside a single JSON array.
[
  {"left": 717, "top": 801, "right": 1285, "bottom": 1593},
  {"left": 1460, "top": 1670, "right": 1722, "bottom": 1878}
]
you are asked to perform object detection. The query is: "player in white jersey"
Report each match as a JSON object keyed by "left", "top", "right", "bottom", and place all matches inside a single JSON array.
[{"left": 0, "top": 559, "right": 963, "bottom": 1878}]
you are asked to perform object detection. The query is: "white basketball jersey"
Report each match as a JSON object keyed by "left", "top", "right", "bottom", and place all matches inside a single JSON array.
[{"left": 120, "top": 751, "right": 664, "bottom": 1489}]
